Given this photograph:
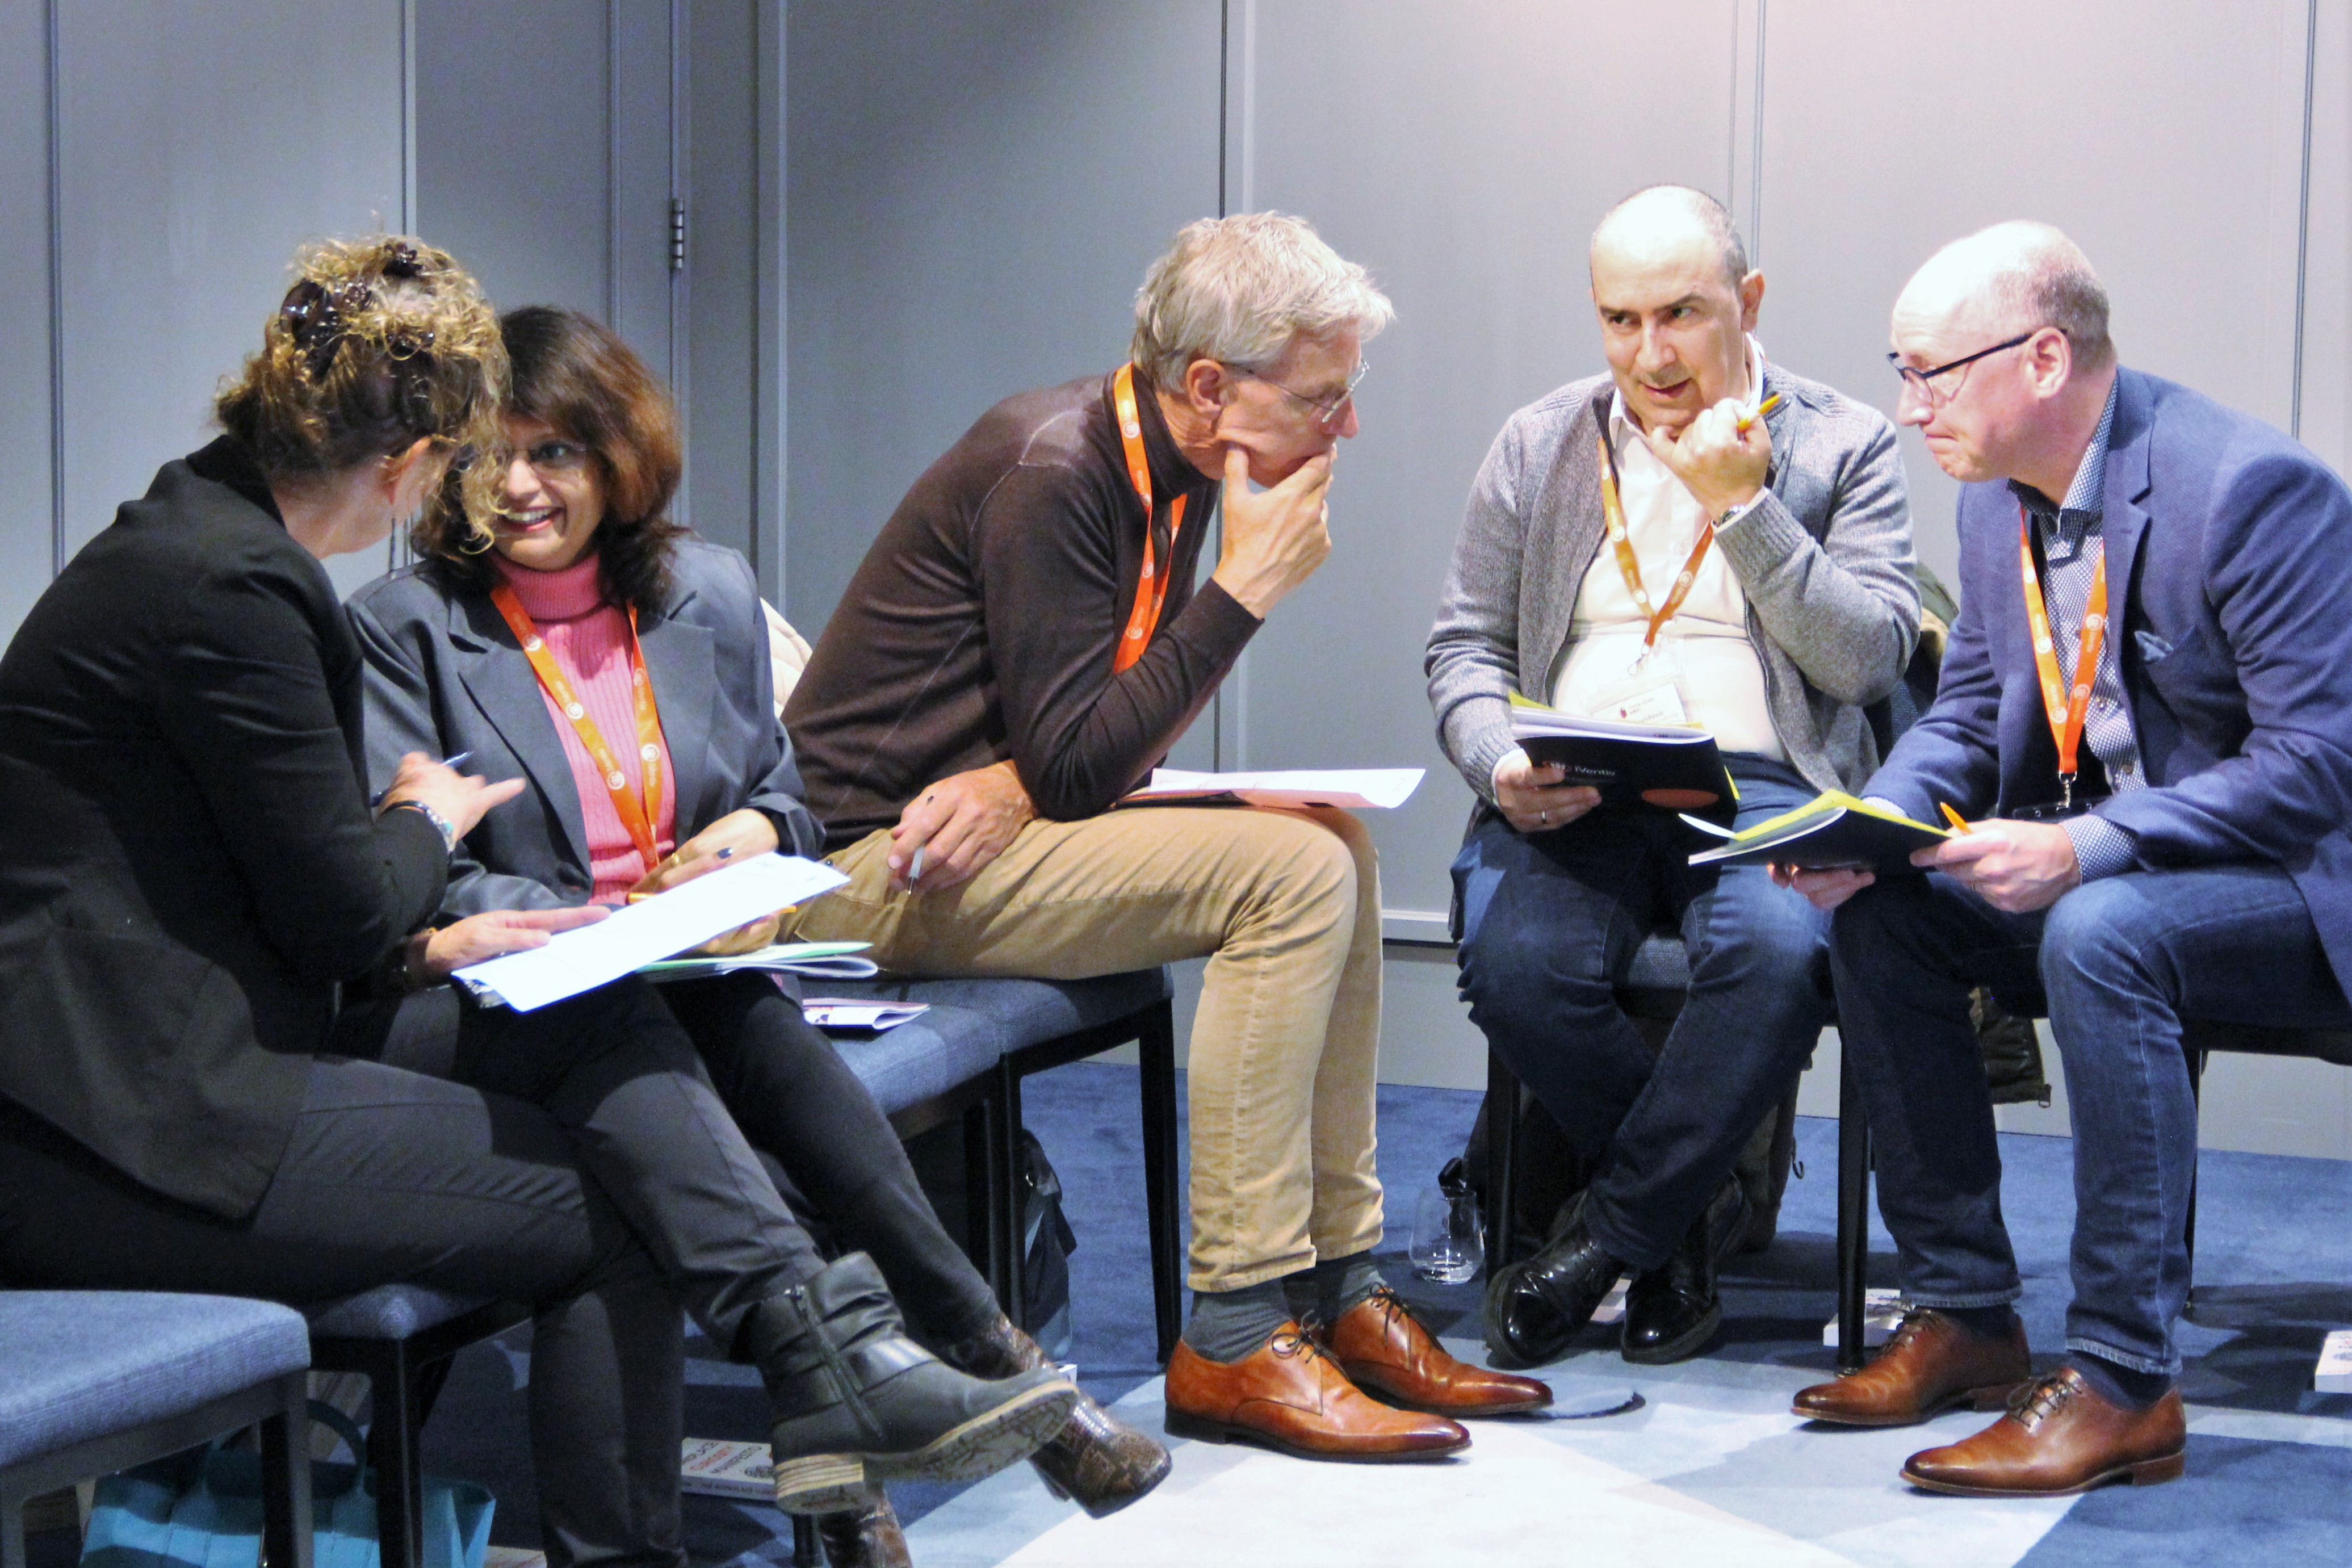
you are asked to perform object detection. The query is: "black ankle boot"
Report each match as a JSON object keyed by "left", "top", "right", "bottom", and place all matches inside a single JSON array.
[
  {"left": 741, "top": 1253, "right": 1081, "bottom": 1514},
  {"left": 943, "top": 1313, "right": 1172, "bottom": 1519},
  {"left": 814, "top": 1486, "right": 911, "bottom": 1568},
  {"left": 1621, "top": 1177, "right": 1751, "bottom": 1365}
]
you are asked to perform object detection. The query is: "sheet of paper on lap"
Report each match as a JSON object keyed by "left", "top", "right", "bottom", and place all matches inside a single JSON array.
[
  {"left": 455, "top": 853, "right": 849, "bottom": 1011},
  {"left": 1120, "top": 767, "right": 1424, "bottom": 811}
]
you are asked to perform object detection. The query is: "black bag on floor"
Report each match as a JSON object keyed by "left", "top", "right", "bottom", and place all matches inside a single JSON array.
[{"left": 1018, "top": 1128, "right": 1079, "bottom": 1359}]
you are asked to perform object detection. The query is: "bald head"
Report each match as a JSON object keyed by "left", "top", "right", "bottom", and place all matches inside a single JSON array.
[
  {"left": 1591, "top": 185, "right": 1749, "bottom": 290},
  {"left": 1897, "top": 221, "right": 2114, "bottom": 370}
]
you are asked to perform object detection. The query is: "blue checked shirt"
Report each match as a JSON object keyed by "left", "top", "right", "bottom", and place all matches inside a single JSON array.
[{"left": 2010, "top": 383, "right": 2141, "bottom": 880}]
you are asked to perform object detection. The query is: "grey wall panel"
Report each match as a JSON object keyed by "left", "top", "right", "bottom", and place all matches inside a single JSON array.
[
  {"left": 687, "top": 0, "right": 758, "bottom": 557},
  {"left": 53, "top": 0, "right": 408, "bottom": 593},
  {"left": 782, "top": 0, "right": 1222, "bottom": 638},
  {"left": 613, "top": 0, "right": 681, "bottom": 381},
  {"left": 412, "top": 0, "right": 609, "bottom": 321},
  {"left": 1756, "top": 0, "right": 2314, "bottom": 591},
  {"left": 0, "top": 0, "right": 53, "bottom": 639},
  {"left": 1232, "top": 0, "right": 1740, "bottom": 919}
]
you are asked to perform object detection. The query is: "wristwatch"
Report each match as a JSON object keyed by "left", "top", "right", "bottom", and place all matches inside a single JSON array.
[{"left": 387, "top": 797, "right": 459, "bottom": 855}]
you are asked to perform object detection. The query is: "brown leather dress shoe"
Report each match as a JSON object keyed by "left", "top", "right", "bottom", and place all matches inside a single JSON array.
[
  {"left": 1901, "top": 1367, "right": 2186, "bottom": 1496},
  {"left": 1791, "top": 1307, "right": 2030, "bottom": 1427},
  {"left": 1316, "top": 1287, "right": 1552, "bottom": 1417},
  {"left": 813, "top": 1486, "right": 911, "bottom": 1568},
  {"left": 1163, "top": 1324, "right": 1470, "bottom": 1462},
  {"left": 942, "top": 1313, "right": 1171, "bottom": 1518}
]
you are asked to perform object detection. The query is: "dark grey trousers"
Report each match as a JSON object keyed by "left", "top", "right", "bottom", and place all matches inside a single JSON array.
[{"left": 0, "top": 977, "right": 826, "bottom": 1568}]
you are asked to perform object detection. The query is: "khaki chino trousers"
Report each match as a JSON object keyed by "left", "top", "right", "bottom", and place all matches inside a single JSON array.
[{"left": 788, "top": 806, "right": 1384, "bottom": 1293}]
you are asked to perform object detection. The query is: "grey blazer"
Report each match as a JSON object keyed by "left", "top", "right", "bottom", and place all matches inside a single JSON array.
[
  {"left": 348, "top": 538, "right": 824, "bottom": 917},
  {"left": 1426, "top": 364, "right": 1920, "bottom": 800}
]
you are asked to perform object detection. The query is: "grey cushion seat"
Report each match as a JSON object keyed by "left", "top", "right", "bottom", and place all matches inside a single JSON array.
[
  {"left": 0, "top": 1292, "right": 309, "bottom": 1469},
  {"left": 819, "top": 970, "right": 1173, "bottom": 1117},
  {"left": 305, "top": 1285, "right": 492, "bottom": 1341}
]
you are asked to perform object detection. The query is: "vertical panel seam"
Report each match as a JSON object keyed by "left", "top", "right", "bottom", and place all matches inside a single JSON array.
[
  {"left": 2292, "top": 0, "right": 2318, "bottom": 439},
  {"left": 45, "top": 0, "right": 62, "bottom": 577},
  {"left": 607, "top": 0, "right": 623, "bottom": 328},
  {"left": 1749, "top": 0, "right": 1767, "bottom": 267},
  {"left": 396, "top": 0, "right": 417, "bottom": 573}
]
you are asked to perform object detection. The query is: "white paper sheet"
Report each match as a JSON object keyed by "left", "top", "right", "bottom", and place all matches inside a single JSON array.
[
  {"left": 1123, "top": 767, "right": 1425, "bottom": 811},
  {"left": 454, "top": 853, "right": 848, "bottom": 1011}
]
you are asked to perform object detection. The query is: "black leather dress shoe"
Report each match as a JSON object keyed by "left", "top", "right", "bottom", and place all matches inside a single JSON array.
[
  {"left": 1622, "top": 1178, "right": 1752, "bottom": 1365},
  {"left": 1482, "top": 1200, "right": 1626, "bottom": 1369}
]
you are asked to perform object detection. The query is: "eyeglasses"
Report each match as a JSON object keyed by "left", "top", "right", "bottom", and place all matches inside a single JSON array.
[
  {"left": 1235, "top": 359, "right": 1369, "bottom": 431},
  {"left": 513, "top": 438, "right": 593, "bottom": 478},
  {"left": 1886, "top": 330, "right": 2052, "bottom": 406}
]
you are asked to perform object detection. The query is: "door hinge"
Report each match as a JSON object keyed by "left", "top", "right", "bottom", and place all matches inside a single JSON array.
[{"left": 669, "top": 199, "right": 686, "bottom": 272}]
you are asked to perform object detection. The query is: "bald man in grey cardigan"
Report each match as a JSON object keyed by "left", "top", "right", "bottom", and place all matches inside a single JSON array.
[{"left": 1427, "top": 186, "right": 1918, "bottom": 1368}]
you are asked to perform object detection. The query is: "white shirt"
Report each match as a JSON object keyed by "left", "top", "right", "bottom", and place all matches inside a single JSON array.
[{"left": 1548, "top": 335, "right": 1785, "bottom": 762}]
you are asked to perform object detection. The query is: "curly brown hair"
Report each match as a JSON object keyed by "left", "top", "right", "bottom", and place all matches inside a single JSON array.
[
  {"left": 215, "top": 236, "right": 507, "bottom": 523},
  {"left": 410, "top": 305, "right": 686, "bottom": 613}
]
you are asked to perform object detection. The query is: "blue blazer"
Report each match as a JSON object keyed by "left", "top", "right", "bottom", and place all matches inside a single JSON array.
[
  {"left": 1868, "top": 367, "right": 2352, "bottom": 992},
  {"left": 349, "top": 538, "right": 825, "bottom": 917}
]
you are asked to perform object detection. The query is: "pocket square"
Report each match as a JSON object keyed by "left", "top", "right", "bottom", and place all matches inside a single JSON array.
[{"left": 2135, "top": 630, "right": 2175, "bottom": 664}]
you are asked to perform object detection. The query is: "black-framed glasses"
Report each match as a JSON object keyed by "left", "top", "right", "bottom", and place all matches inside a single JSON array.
[
  {"left": 1236, "top": 359, "right": 1369, "bottom": 430},
  {"left": 1887, "top": 329, "right": 2053, "bottom": 404}
]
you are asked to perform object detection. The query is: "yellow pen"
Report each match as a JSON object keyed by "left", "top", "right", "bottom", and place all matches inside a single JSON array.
[
  {"left": 1734, "top": 392, "right": 1783, "bottom": 434},
  {"left": 1939, "top": 802, "right": 1972, "bottom": 833}
]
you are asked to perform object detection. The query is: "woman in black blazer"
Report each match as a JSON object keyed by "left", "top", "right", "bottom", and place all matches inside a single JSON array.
[
  {"left": 350, "top": 308, "right": 1170, "bottom": 1548},
  {"left": 0, "top": 242, "right": 1073, "bottom": 1554}
]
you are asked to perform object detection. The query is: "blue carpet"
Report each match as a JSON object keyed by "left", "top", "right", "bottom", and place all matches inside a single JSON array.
[{"left": 377, "top": 1060, "right": 2351, "bottom": 1565}]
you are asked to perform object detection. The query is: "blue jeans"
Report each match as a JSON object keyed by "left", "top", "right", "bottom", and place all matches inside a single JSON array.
[
  {"left": 1452, "top": 757, "right": 1831, "bottom": 1270},
  {"left": 1830, "top": 862, "right": 2350, "bottom": 1375}
]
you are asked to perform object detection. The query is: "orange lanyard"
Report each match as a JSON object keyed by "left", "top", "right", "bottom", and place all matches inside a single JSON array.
[
  {"left": 1110, "top": 362, "right": 1189, "bottom": 674},
  {"left": 2016, "top": 506, "right": 2108, "bottom": 808},
  {"left": 490, "top": 582, "right": 669, "bottom": 875},
  {"left": 1596, "top": 432, "right": 1715, "bottom": 653}
]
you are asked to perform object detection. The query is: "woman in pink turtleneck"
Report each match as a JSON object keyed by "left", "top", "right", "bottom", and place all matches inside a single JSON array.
[{"left": 352, "top": 307, "right": 1170, "bottom": 1559}]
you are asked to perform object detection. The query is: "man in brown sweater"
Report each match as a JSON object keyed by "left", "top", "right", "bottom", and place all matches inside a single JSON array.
[{"left": 787, "top": 213, "right": 1550, "bottom": 1461}]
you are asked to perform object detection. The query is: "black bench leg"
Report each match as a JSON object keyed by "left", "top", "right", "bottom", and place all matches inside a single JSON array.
[
  {"left": 996, "top": 1058, "right": 1031, "bottom": 1333},
  {"left": 790, "top": 1512, "right": 821, "bottom": 1566},
  {"left": 1137, "top": 1001, "right": 1185, "bottom": 1366},
  {"left": 360, "top": 1342, "right": 425, "bottom": 1568},
  {"left": 259, "top": 1373, "right": 313, "bottom": 1568},
  {"left": 1835, "top": 1062, "right": 1872, "bottom": 1374}
]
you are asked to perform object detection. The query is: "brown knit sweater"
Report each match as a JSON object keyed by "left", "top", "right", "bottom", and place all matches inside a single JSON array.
[{"left": 786, "top": 370, "right": 1261, "bottom": 849}]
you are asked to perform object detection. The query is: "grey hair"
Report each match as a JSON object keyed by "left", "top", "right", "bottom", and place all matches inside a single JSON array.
[
  {"left": 1592, "top": 185, "right": 1750, "bottom": 287},
  {"left": 1972, "top": 221, "right": 2115, "bottom": 370},
  {"left": 1130, "top": 212, "right": 1394, "bottom": 390}
]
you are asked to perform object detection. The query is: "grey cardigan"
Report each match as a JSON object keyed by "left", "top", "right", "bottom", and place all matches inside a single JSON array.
[
  {"left": 1427, "top": 364, "right": 1919, "bottom": 801},
  {"left": 348, "top": 538, "right": 824, "bottom": 917}
]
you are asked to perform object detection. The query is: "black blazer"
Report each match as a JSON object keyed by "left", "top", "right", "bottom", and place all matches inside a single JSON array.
[
  {"left": 0, "top": 439, "right": 447, "bottom": 1219},
  {"left": 348, "top": 538, "right": 823, "bottom": 917}
]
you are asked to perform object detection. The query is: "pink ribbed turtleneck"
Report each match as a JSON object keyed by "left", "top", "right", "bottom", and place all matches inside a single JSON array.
[{"left": 494, "top": 552, "right": 678, "bottom": 904}]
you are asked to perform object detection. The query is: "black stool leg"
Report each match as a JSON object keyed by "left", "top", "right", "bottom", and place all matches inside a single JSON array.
[
  {"left": 1484, "top": 1049, "right": 1519, "bottom": 1273},
  {"left": 2184, "top": 1045, "right": 2206, "bottom": 1307},
  {"left": 1137, "top": 1001, "right": 1184, "bottom": 1365},
  {"left": 1835, "top": 1062, "right": 1872, "bottom": 1374},
  {"left": 790, "top": 1512, "right": 821, "bottom": 1567}
]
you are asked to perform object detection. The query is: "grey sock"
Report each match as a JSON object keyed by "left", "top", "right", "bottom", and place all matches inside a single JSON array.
[
  {"left": 1183, "top": 1279, "right": 1293, "bottom": 1363},
  {"left": 1306, "top": 1251, "right": 1386, "bottom": 1323}
]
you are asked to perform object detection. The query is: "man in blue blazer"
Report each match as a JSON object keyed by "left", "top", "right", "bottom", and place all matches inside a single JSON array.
[{"left": 1783, "top": 223, "right": 2352, "bottom": 1497}]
